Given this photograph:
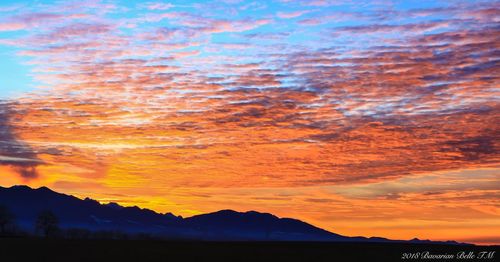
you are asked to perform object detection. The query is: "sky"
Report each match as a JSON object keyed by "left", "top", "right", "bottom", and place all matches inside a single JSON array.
[{"left": 0, "top": 0, "right": 499, "bottom": 245}]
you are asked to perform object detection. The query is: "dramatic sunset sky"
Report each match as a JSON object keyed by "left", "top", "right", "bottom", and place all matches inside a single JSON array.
[{"left": 0, "top": 0, "right": 499, "bottom": 245}]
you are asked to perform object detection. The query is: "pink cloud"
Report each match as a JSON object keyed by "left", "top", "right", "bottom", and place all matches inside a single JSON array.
[
  {"left": 0, "top": 12, "right": 89, "bottom": 32},
  {"left": 277, "top": 10, "right": 309, "bottom": 19},
  {"left": 206, "top": 19, "right": 272, "bottom": 33},
  {"left": 144, "top": 2, "right": 175, "bottom": 10},
  {"left": 0, "top": 22, "right": 26, "bottom": 31}
]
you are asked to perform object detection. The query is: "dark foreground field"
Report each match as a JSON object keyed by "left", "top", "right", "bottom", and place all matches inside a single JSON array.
[{"left": 0, "top": 238, "right": 498, "bottom": 262}]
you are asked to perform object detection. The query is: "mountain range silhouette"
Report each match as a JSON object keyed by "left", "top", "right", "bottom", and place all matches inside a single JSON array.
[{"left": 0, "top": 185, "right": 464, "bottom": 243}]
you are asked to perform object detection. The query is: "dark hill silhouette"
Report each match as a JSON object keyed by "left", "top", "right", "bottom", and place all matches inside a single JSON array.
[
  {"left": 0, "top": 185, "right": 181, "bottom": 234},
  {"left": 183, "top": 209, "right": 344, "bottom": 241},
  {"left": 0, "top": 185, "right": 464, "bottom": 243}
]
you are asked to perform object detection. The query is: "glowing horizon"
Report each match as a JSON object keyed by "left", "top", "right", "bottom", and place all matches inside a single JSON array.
[{"left": 0, "top": 0, "right": 499, "bottom": 245}]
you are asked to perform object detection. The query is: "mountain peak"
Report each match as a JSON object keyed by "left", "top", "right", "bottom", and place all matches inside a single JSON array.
[
  {"left": 199, "top": 209, "right": 276, "bottom": 218},
  {"left": 8, "top": 185, "right": 33, "bottom": 190},
  {"left": 104, "top": 202, "right": 124, "bottom": 210},
  {"left": 36, "top": 186, "right": 54, "bottom": 193}
]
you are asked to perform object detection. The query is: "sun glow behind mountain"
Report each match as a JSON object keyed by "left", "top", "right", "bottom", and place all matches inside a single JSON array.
[{"left": 0, "top": 0, "right": 498, "bottom": 245}]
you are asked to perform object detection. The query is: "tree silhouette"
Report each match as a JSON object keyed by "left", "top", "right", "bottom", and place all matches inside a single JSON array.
[
  {"left": 35, "top": 210, "right": 59, "bottom": 238},
  {"left": 0, "top": 205, "right": 14, "bottom": 235}
]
